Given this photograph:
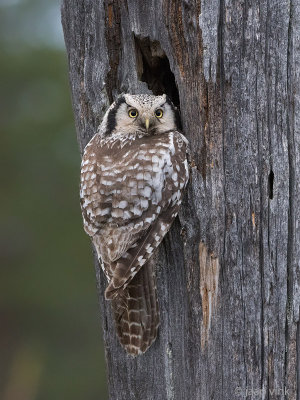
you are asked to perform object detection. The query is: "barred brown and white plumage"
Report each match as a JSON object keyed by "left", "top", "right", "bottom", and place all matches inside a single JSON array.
[{"left": 80, "top": 94, "right": 189, "bottom": 356}]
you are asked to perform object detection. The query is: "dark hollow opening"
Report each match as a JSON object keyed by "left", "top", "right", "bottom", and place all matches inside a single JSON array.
[
  {"left": 134, "top": 36, "right": 180, "bottom": 109},
  {"left": 268, "top": 170, "right": 274, "bottom": 199}
]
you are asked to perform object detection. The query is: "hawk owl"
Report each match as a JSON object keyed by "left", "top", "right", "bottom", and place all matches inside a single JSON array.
[{"left": 80, "top": 94, "right": 189, "bottom": 355}]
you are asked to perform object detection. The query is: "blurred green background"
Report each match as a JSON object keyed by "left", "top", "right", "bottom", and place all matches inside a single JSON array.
[{"left": 0, "top": 0, "right": 108, "bottom": 398}]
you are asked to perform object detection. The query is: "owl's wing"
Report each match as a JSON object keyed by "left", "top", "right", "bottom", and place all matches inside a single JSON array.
[
  {"left": 104, "top": 201, "right": 182, "bottom": 299},
  {"left": 80, "top": 130, "right": 189, "bottom": 296}
]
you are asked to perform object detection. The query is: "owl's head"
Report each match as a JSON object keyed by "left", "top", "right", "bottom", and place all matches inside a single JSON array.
[{"left": 100, "top": 94, "right": 181, "bottom": 136}]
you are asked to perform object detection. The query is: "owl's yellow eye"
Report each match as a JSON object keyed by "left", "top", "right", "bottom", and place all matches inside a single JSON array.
[
  {"left": 155, "top": 109, "right": 163, "bottom": 118},
  {"left": 128, "top": 109, "right": 138, "bottom": 118}
]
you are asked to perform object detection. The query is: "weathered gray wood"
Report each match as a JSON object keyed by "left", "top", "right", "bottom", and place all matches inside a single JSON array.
[{"left": 61, "top": 1, "right": 300, "bottom": 398}]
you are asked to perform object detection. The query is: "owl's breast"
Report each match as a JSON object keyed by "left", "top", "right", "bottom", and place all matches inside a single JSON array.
[{"left": 80, "top": 131, "right": 188, "bottom": 237}]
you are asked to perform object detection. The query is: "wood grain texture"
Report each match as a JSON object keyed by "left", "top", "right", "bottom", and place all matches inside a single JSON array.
[{"left": 61, "top": 0, "right": 300, "bottom": 398}]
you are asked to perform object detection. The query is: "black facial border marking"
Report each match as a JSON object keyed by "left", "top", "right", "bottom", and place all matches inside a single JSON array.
[
  {"left": 165, "top": 95, "right": 182, "bottom": 131},
  {"left": 105, "top": 95, "right": 126, "bottom": 135}
]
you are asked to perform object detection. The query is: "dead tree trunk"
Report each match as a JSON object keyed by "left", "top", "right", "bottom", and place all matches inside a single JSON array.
[{"left": 61, "top": 1, "right": 300, "bottom": 399}]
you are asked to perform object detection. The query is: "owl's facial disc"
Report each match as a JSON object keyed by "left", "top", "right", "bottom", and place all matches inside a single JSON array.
[
  {"left": 127, "top": 107, "right": 153, "bottom": 131},
  {"left": 108, "top": 94, "right": 179, "bottom": 136}
]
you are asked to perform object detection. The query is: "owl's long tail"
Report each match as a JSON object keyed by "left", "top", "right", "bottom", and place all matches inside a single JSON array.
[{"left": 111, "top": 258, "right": 159, "bottom": 356}]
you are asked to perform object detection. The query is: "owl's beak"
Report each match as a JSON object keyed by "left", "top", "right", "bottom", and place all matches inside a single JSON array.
[{"left": 145, "top": 118, "right": 150, "bottom": 131}]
